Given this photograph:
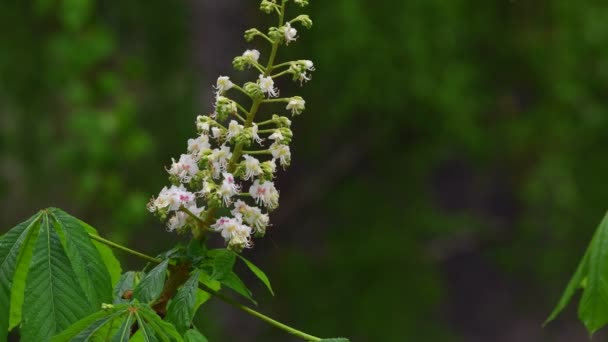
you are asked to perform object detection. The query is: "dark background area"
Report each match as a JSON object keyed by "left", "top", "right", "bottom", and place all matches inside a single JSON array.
[{"left": 2, "top": 0, "right": 608, "bottom": 341}]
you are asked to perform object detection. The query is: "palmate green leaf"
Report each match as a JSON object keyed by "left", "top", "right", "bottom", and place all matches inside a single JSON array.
[
  {"left": 0, "top": 213, "right": 40, "bottom": 341},
  {"left": 81, "top": 220, "right": 123, "bottom": 286},
  {"left": 111, "top": 312, "right": 135, "bottom": 342},
  {"left": 50, "top": 208, "right": 114, "bottom": 310},
  {"left": 21, "top": 214, "right": 94, "bottom": 341},
  {"left": 166, "top": 270, "right": 201, "bottom": 333},
  {"left": 183, "top": 329, "right": 208, "bottom": 342},
  {"left": 51, "top": 305, "right": 129, "bottom": 342},
  {"left": 238, "top": 255, "right": 275, "bottom": 296},
  {"left": 133, "top": 259, "right": 169, "bottom": 304},
  {"left": 545, "top": 247, "right": 590, "bottom": 325},
  {"left": 139, "top": 305, "right": 183, "bottom": 342},
  {"left": 69, "top": 310, "right": 127, "bottom": 342},
  {"left": 8, "top": 216, "right": 41, "bottom": 331},
  {"left": 578, "top": 212, "right": 608, "bottom": 334},
  {"left": 221, "top": 271, "right": 257, "bottom": 305},
  {"left": 135, "top": 311, "right": 159, "bottom": 342},
  {"left": 196, "top": 272, "right": 221, "bottom": 311},
  {"left": 208, "top": 249, "right": 236, "bottom": 280}
]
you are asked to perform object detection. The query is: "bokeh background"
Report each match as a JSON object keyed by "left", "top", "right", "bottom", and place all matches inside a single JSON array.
[{"left": 2, "top": 0, "right": 608, "bottom": 341}]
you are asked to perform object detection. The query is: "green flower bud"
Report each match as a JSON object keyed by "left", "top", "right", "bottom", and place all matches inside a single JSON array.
[
  {"left": 215, "top": 96, "right": 237, "bottom": 121},
  {"left": 272, "top": 114, "right": 292, "bottom": 127},
  {"left": 261, "top": 160, "right": 277, "bottom": 180},
  {"left": 268, "top": 27, "right": 284, "bottom": 44},
  {"left": 244, "top": 28, "right": 261, "bottom": 42},
  {"left": 294, "top": 0, "right": 309, "bottom": 7},
  {"left": 244, "top": 82, "right": 264, "bottom": 100},
  {"left": 260, "top": 0, "right": 278, "bottom": 14},
  {"left": 291, "top": 15, "right": 313, "bottom": 29},
  {"left": 232, "top": 56, "right": 247, "bottom": 71}
]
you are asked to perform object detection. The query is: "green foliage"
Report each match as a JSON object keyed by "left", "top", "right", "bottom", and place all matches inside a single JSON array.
[
  {"left": 238, "top": 255, "right": 275, "bottom": 296},
  {"left": 52, "top": 209, "right": 114, "bottom": 311},
  {"left": 0, "top": 214, "right": 39, "bottom": 341},
  {"left": 51, "top": 305, "right": 129, "bottom": 342},
  {"left": 220, "top": 272, "right": 257, "bottom": 306},
  {"left": 205, "top": 249, "right": 256, "bottom": 305},
  {"left": 183, "top": 329, "right": 208, "bottom": 342},
  {"left": 56, "top": 303, "right": 184, "bottom": 342},
  {"left": 0, "top": 209, "right": 120, "bottom": 340},
  {"left": 133, "top": 259, "right": 169, "bottom": 304},
  {"left": 547, "top": 212, "right": 608, "bottom": 334},
  {"left": 82, "top": 221, "right": 123, "bottom": 286},
  {"left": 114, "top": 271, "right": 143, "bottom": 304},
  {"left": 21, "top": 214, "right": 93, "bottom": 340},
  {"left": 166, "top": 270, "right": 202, "bottom": 334},
  {"left": 208, "top": 249, "right": 236, "bottom": 281},
  {"left": 113, "top": 312, "right": 136, "bottom": 342}
]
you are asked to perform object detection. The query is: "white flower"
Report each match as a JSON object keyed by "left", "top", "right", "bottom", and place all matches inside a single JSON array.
[
  {"left": 187, "top": 135, "right": 211, "bottom": 157},
  {"left": 249, "top": 179, "right": 279, "bottom": 209},
  {"left": 167, "top": 154, "right": 199, "bottom": 182},
  {"left": 198, "top": 180, "right": 214, "bottom": 198},
  {"left": 211, "top": 215, "right": 252, "bottom": 251},
  {"left": 196, "top": 115, "right": 211, "bottom": 132},
  {"left": 198, "top": 121, "right": 210, "bottom": 132},
  {"left": 243, "top": 49, "right": 260, "bottom": 63},
  {"left": 215, "top": 76, "right": 234, "bottom": 94},
  {"left": 286, "top": 97, "right": 306, "bottom": 115},
  {"left": 259, "top": 75, "right": 279, "bottom": 98},
  {"left": 268, "top": 130, "right": 285, "bottom": 142},
  {"left": 210, "top": 161, "right": 222, "bottom": 179},
  {"left": 231, "top": 200, "right": 270, "bottom": 235},
  {"left": 211, "top": 127, "right": 223, "bottom": 140},
  {"left": 226, "top": 120, "right": 244, "bottom": 141},
  {"left": 148, "top": 185, "right": 196, "bottom": 213},
  {"left": 218, "top": 172, "right": 240, "bottom": 206},
  {"left": 167, "top": 212, "right": 188, "bottom": 231},
  {"left": 209, "top": 145, "right": 232, "bottom": 170},
  {"left": 269, "top": 142, "right": 291, "bottom": 166},
  {"left": 243, "top": 155, "right": 263, "bottom": 180},
  {"left": 251, "top": 123, "right": 264, "bottom": 144},
  {"left": 302, "top": 60, "right": 315, "bottom": 71},
  {"left": 284, "top": 22, "right": 298, "bottom": 45}
]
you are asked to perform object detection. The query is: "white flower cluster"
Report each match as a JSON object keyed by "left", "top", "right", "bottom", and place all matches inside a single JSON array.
[{"left": 148, "top": 0, "right": 314, "bottom": 252}]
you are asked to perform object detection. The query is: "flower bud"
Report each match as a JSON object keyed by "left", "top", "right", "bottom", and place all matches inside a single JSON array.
[
  {"left": 214, "top": 96, "right": 237, "bottom": 121},
  {"left": 244, "top": 28, "right": 262, "bottom": 42},
  {"left": 294, "top": 0, "right": 309, "bottom": 6},
  {"left": 268, "top": 27, "right": 284, "bottom": 44},
  {"left": 260, "top": 0, "right": 278, "bottom": 14},
  {"left": 261, "top": 160, "right": 277, "bottom": 180},
  {"left": 291, "top": 15, "right": 313, "bottom": 29},
  {"left": 271, "top": 114, "right": 292, "bottom": 127},
  {"left": 244, "top": 82, "right": 264, "bottom": 100}
]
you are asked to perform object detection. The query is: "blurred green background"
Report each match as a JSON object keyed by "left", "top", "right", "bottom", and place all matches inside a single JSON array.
[{"left": 2, "top": 0, "right": 608, "bottom": 341}]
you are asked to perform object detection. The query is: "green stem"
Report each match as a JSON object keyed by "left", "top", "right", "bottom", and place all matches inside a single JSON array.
[
  {"left": 262, "top": 98, "right": 290, "bottom": 103},
  {"left": 242, "top": 149, "right": 271, "bottom": 155},
  {"left": 272, "top": 69, "right": 291, "bottom": 78},
  {"left": 255, "top": 119, "right": 276, "bottom": 126},
  {"left": 87, "top": 233, "right": 162, "bottom": 264},
  {"left": 198, "top": 282, "right": 322, "bottom": 342},
  {"left": 271, "top": 61, "right": 293, "bottom": 70}
]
